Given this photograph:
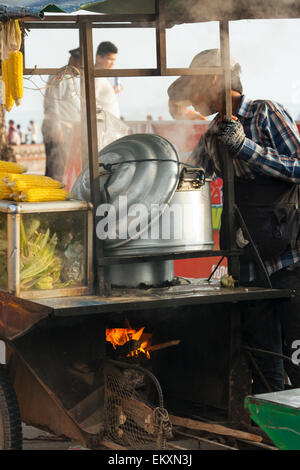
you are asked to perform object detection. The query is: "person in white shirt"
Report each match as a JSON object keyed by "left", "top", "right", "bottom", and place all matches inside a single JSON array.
[
  {"left": 28, "top": 120, "right": 38, "bottom": 144},
  {"left": 94, "top": 41, "right": 120, "bottom": 119},
  {"left": 16, "top": 124, "right": 26, "bottom": 144},
  {"left": 42, "top": 47, "right": 81, "bottom": 180}
]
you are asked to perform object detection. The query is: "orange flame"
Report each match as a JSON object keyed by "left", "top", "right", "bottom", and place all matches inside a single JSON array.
[{"left": 106, "top": 326, "right": 152, "bottom": 359}]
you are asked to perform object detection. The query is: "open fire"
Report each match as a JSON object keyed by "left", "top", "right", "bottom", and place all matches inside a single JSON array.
[{"left": 106, "top": 325, "right": 152, "bottom": 359}]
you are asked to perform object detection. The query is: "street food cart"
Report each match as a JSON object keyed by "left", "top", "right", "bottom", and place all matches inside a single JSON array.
[{"left": 0, "top": 0, "right": 298, "bottom": 450}]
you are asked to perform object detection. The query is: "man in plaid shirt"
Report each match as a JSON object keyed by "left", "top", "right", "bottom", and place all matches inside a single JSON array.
[{"left": 168, "top": 48, "right": 300, "bottom": 393}]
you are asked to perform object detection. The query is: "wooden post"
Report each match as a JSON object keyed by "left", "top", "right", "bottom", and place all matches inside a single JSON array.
[
  {"left": 219, "top": 21, "right": 250, "bottom": 424},
  {"left": 219, "top": 20, "right": 239, "bottom": 280},
  {"left": 155, "top": 0, "right": 167, "bottom": 75},
  {"left": 79, "top": 20, "right": 106, "bottom": 295}
]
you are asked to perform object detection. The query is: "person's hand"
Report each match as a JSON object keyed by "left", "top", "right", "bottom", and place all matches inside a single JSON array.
[{"left": 216, "top": 117, "right": 246, "bottom": 155}]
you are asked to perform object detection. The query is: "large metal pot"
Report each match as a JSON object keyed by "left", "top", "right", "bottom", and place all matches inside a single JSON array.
[
  {"left": 104, "top": 168, "right": 214, "bottom": 287},
  {"left": 72, "top": 135, "right": 214, "bottom": 288}
]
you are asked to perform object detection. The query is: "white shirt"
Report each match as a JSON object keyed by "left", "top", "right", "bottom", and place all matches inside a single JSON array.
[
  {"left": 94, "top": 77, "right": 120, "bottom": 119},
  {"left": 42, "top": 66, "right": 81, "bottom": 139},
  {"left": 28, "top": 122, "right": 38, "bottom": 141}
]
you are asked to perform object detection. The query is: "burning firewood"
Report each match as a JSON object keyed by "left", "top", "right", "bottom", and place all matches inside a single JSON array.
[{"left": 148, "top": 340, "right": 180, "bottom": 352}]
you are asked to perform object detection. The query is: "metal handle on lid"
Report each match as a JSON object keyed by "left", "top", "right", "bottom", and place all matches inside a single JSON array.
[{"left": 178, "top": 167, "right": 205, "bottom": 190}]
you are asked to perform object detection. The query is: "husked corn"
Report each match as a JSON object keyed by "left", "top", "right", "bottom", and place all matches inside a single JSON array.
[
  {"left": 9, "top": 174, "right": 63, "bottom": 192},
  {"left": 0, "top": 161, "right": 26, "bottom": 174},
  {"left": 19, "top": 188, "right": 69, "bottom": 202},
  {"left": 7, "top": 50, "right": 23, "bottom": 105},
  {"left": 0, "top": 171, "right": 18, "bottom": 182},
  {"left": 0, "top": 182, "right": 12, "bottom": 200},
  {"left": 1, "top": 59, "right": 14, "bottom": 111}
]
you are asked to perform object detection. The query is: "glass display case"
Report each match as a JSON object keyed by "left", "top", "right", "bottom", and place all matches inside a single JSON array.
[{"left": 0, "top": 200, "right": 93, "bottom": 299}]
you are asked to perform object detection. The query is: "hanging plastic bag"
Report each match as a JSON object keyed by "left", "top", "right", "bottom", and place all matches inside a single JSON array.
[{"left": 96, "top": 107, "right": 130, "bottom": 151}]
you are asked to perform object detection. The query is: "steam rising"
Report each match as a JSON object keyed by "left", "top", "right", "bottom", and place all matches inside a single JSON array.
[{"left": 166, "top": 0, "right": 300, "bottom": 26}]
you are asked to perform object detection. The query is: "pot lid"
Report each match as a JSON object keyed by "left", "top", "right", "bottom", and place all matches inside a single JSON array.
[{"left": 72, "top": 133, "right": 180, "bottom": 249}]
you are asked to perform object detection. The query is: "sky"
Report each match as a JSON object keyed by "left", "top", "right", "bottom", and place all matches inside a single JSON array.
[{"left": 5, "top": 14, "right": 300, "bottom": 142}]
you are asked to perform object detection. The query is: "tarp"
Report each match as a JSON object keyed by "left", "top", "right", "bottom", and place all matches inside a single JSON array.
[{"left": 0, "top": 1, "right": 105, "bottom": 19}]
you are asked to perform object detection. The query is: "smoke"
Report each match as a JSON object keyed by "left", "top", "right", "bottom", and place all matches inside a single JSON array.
[{"left": 167, "top": 0, "right": 300, "bottom": 26}]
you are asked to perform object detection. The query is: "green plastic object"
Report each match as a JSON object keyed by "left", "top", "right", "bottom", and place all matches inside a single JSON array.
[{"left": 245, "top": 389, "right": 300, "bottom": 450}]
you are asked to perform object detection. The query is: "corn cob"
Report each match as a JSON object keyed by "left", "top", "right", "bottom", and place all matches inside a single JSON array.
[
  {"left": 9, "top": 174, "right": 63, "bottom": 192},
  {"left": 7, "top": 50, "right": 23, "bottom": 105},
  {"left": 1, "top": 59, "right": 14, "bottom": 111},
  {"left": 0, "top": 171, "right": 18, "bottom": 182},
  {"left": 19, "top": 188, "right": 69, "bottom": 202},
  {"left": 0, "top": 182, "right": 13, "bottom": 200},
  {"left": 0, "top": 161, "right": 26, "bottom": 174}
]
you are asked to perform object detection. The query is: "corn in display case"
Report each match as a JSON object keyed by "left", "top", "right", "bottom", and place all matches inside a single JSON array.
[{"left": 0, "top": 200, "right": 93, "bottom": 299}]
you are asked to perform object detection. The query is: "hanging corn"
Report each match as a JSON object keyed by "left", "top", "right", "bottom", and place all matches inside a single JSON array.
[
  {"left": 1, "top": 58, "right": 14, "bottom": 111},
  {"left": 0, "top": 19, "right": 23, "bottom": 110},
  {"left": 8, "top": 50, "right": 23, "bottom": 105}
]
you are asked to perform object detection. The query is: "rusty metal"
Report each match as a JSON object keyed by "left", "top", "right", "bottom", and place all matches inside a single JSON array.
[
  {"left": 0, "top": 292, "right": 50, "bottom": 341},
  {"left": 5, "top": 314, "right": 108, "bottom": 448}
]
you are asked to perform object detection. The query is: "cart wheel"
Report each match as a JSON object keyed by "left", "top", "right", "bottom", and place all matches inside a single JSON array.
[{"left": 0, "top": 364, "right": 22, "bottom": 449}]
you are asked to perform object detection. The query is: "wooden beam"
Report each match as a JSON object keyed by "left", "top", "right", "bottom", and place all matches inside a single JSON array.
[
  {"left": 155, "top": 0, "right": 167, "bottom": 75},
  {"left": 24, "top": 22, "right": 155, "bottom": 29},
  {"left": 23, "top": 66, "right": 223, "bottom": 77},
  {"left": 169, "top": 414, "right": 263, "bottom": 442},
  {"left": 219, "top": 20, "right": 240, "bottom": 280},
  {"left": 94, "top": 68, "right": 159, "bottom": 77},
  {"left": 24, "top": 14, "right": 156, "bottom": 23},
  {"left": 176, "top": 430, "right": 238, "bottom": 450},
  {"left": 24, "top": 68, "right": 70, "bottom": 75}
]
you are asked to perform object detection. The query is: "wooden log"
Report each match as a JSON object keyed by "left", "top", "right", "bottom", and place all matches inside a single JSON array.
[
  {"left": 148, "top": 340, "right": 180, "bottom": 352},
  {"left": 106, "top": 389, "right": 157, "bottom": 435},
  {"left": 175, "top": 430, "right": 238, "bottom": 450},
  {"left": 169, "top": 414, "right": 262, "bottom": 442},
  {"left": 121, "top": 397, "right": 156, "bottom": 434}
]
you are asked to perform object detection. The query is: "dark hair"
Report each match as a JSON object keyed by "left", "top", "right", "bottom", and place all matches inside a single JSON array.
[{"left": 96, "top": 41, "right": 118, "bottom": 57}]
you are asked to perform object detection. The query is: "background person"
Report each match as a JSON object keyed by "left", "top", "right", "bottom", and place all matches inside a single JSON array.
[
  {"left": 16, "top": 124, "right": 26, "bottom": 144},
  {"left": 42, "top": 47, "right": 81, "bottom": 181},
  {"left": 8, "top": 120, "right": 21, "bottom": 145},
  {"left": 28, "top": 120, "right": 38, "bottom": 144},
  {"left": 94, "top": 41, "right": 120, "bottom": 118}
]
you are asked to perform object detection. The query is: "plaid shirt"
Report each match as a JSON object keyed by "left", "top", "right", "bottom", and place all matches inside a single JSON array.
[{"left": 188, "top": 95, "right": 300, "bottom": 281}]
